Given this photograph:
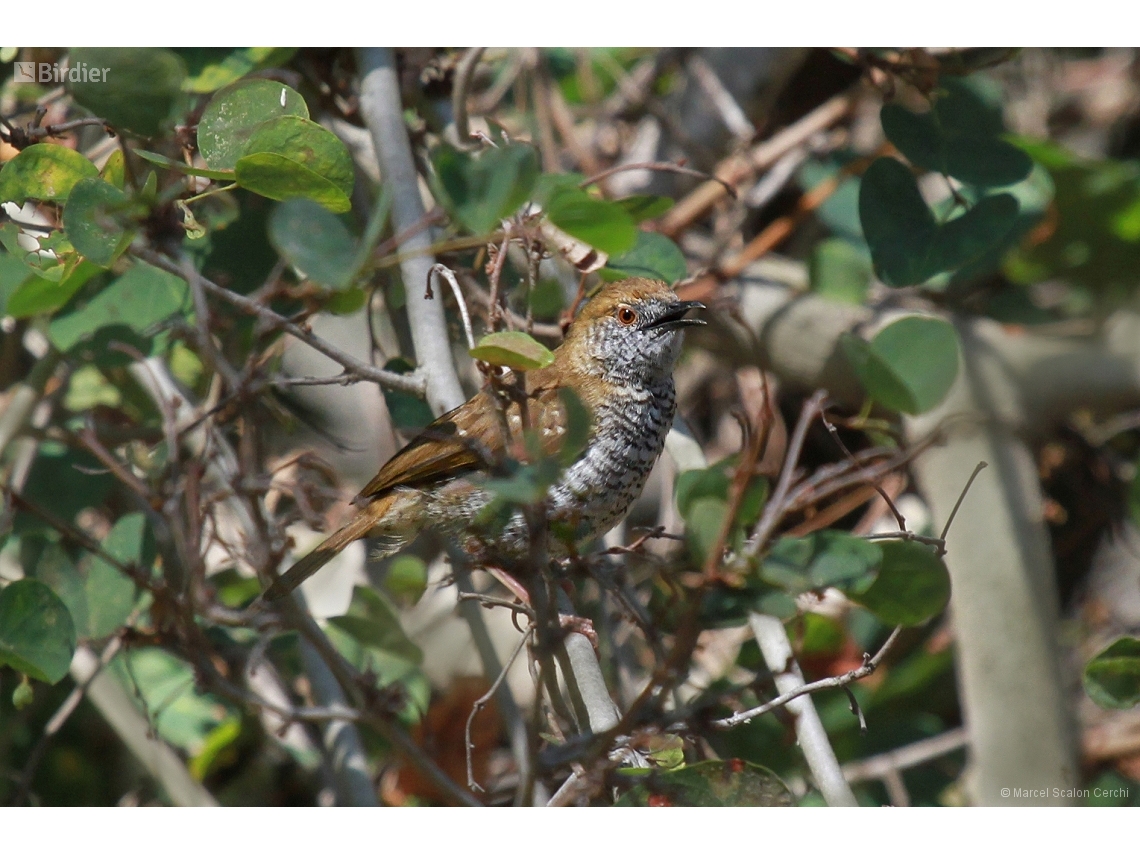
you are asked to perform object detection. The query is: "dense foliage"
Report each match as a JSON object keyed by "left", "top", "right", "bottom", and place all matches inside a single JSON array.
[{"left": 1, "top": 47, "right": 1138, "bottom": 807}]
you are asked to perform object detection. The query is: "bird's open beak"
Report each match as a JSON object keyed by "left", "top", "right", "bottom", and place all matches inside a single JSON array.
[{"left": 645, "top": 300, "right": 707, "bottom": 331}]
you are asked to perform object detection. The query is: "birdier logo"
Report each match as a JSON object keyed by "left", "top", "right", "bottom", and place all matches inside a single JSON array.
[{"left": 13, "top": 61, "right": 109, "bottom": 84}]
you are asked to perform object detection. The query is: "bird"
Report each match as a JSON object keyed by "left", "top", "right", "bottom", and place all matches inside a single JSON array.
[{"left": 265, "top": 277, "right": 705, "bottom": 602}]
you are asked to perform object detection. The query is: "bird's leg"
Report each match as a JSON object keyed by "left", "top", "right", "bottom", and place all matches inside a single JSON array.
[{"left": 483, "top": 566, "right": 598, "bottom": 652}]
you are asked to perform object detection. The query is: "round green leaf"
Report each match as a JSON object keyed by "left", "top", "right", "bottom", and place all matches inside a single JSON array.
[
  {"left": 849, "top": 539, "right": 951, "bottom": 626},
  {"left": 85, "top": 512, "right": 146, "bottom": 639},
  {"left": 0, "top": 144, "right": 99, "bottom": 205},
  {"left": 198, "top": 78, "right": 309, "bottom": 171},
  {"left": 430, "top": 143, "right": 539, "bottom": 235},
  {"left": 64, "top": 177, "right": 135, "bottom": 267},
  {"left": 809, "top": 237, "right": 872, "bottom": 304},
  {"left": 180, "top": 47, "right": 298, "bottom": 94},
  {"left": 235, "top": 152, "right": 352, "bottom": 213},
  {"left": 760, "top": 531, "right": 881, "bottom": 593},
  {"left": 675, "top": 464, "right": 732, "bottom": 519},
  {"left": 469, "top": 331, "right": 555, "bottom": 370},
  {"left": 241, "top": 115, "right": 353, "bottom": 202},
  {"left": 944, "top": 137, "right": 1033, "bottom": 188},
  {"left": 545, "top": 189, "right": 637, "bottom": 255},
  {"left": 385, "top": 555, "right": 428, "bottom": 605},
  {"left": 602, "top": 230, "right": 687, "bottom": 283},
  {"left": 685, "top": 496, "right": 729, "bottom": 564},
  {"left": 268, "top": 198, "right": 359, "bottom": 289},
  {"left": 68, "top": 48, "right": 186, "bottom": 136},
  {"left": 0, "top": 579, "right": 77, "bottom": 684},
  {"left": 48, "top": 260, "right": 190, "bottom": 352},
  {"left": 844, "top": 316, "right": 960, "bottom": 415},
  {"left": 880, "top": 104, "right": 944, "bottom": 173},
  {"left": 6, "top": 262, "right": 96, "bottom": 319},
  {"left": 930, "top": 193, "right": 1020, "bottom": 273},
  {"left": 1083, "top": 637, "right": 1140, "bottom": 710},
  {"left": 858, "top": 157, "right": 938, "bottom": 287}
]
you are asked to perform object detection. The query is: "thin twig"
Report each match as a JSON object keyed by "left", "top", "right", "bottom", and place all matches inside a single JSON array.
[
  {"left": 133, "top": 249, "right": 425, "bottom": 396},
  {"left": 452, "top": 47, "right": 487, "bottom": 150},
  {"left": 745, "top": 390, "right": 829, "bottom": 557},
  {"left": 713, "top": 626, "right": 903, "bottom": 729},
  {"left": 465, "top": 625, "right": 534, "bottom": 792},
  {"left": 940, "top": 461, "right": 988, "bottom": 542},
  {"left": 428, "top": 263, "right": 476, "bottom": 351}
]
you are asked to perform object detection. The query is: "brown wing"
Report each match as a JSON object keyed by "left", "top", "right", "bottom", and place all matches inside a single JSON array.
[{"left": 355, "top": 369, "right": 574, "bottom": 503}]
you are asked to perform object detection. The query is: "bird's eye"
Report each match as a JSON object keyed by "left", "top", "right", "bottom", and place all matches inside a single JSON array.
[{"left": 616, "top": 306, "right": 638, "bottom": 326}]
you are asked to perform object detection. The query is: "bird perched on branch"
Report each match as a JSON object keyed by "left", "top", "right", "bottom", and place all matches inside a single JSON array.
[{"left": 265, "top": 278, "right": 704, "bottom": 601}]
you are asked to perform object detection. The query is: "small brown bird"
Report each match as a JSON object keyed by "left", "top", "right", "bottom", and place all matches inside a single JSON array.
[{"left": 266, "top": 278, "right": 704, "bottom": 601}]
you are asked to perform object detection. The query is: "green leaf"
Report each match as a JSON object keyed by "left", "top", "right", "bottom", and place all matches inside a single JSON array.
[
  {"left": 18, "top": 444, "right": 113, "bottom": 534},
  {"left": 111, "top": 649, "right": 230, "bottom": 752},
  {"left": 31, "top": 543, "right": 89, "bottom": 639},
  {"left": 48, "top": 260, "right": 190, "bottom": 352},
  {"left": 384, "top": 555, "right": 428, "bottom": 605},
  {"left": 848, "top": 539, "right": 951, "bottom": 626},
  {"left": 842, "top": 316, "right": 960, "bottom": 415},
  {"left": 6, "top": 262, "right": 97, "bottom": 319},
  {"left": 0, "top": 579, "right": 77, "bottom": 684},
  {"left": 234, "top": 151, "right": 351, "bottom": 214},
  {"left": 328, "top": 586, "right": 423, "bottom": 666},
  {"left": 930, "top": 193, "right": 1020, "bottom": 274},
  {"left": 616, "top": 760, "right": 792, "bottom": 806},
  {"left": 760, "top": 532, "right": 881, "bottom": 593},
  {"left": 810, "top": 238, "right": 872, "bottom": 304},
  {"left": 68, "top": 48, "right": 187, "bottom": 136},
  {"left": 381, "top": 357, "right": 433, "bottom": 431},
  {"left": 675, "top": 465, "right": 731, "bottom": 518},
  {"left": 268, "top": 198, "right": 359, "bottom": 289},
  {"left": 242, "top": 115, "right": 352, "bottom": 197},
  {"left": 64, "top": 177, "right": 136, "bottom": 266},
  {"left": 180, "top": 47, "right": 297, "bottom": 94},
  {"left": 799, "top": 157, "right": 863, "bottom": 239},
  {"left": 0, "top": 144, "right": 99, "bottom": 204},
  {"left": 685, "top": 496, "right": 729, "bottom": 564},
  {"left": 1083, "top": 637, "right": 1140, "bottom": 710},
  {"left": 133, "top": 149, "right": 234, "bottom": 181},
  {"left": 615, "top": 194, "right": 674, "bottom": 222},
  {"left": 85, "top": 513, "right": 145, "bottom": 639},
  {"left": 470, "top": 331, "right": 555, "bottom": 370},
  {"left": 858, "top": 157, "right": 938, "bottom": 287},
  {"left": 601, "top": 230, "right": 687, "bottom": 283},
  {"left": 12, "top": 677, "right": 34, "bottom": 710},
  {"left": 197, "top": 78, "right": 309, "bottom": 171},
  {"left": 881, "top": 80, "right": 1032, "bottom": 189},
  {"left": 100, "top": 149, "right": 126, "bottom": 188},
  {"left": 545, "top": 189, "right": 637, "bottom": 255},
  {"left": 430, "top": 143, "right": 539, "bottom": 235}
]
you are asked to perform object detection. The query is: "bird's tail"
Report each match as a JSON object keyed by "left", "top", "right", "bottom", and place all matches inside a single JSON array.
[{"left": 263, "top": 492, "right": 415, "bottom": 602}]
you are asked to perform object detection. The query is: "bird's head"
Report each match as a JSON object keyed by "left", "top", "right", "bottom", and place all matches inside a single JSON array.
[{"left": 558, "top": 278, "right": 705, "bottom": 386}]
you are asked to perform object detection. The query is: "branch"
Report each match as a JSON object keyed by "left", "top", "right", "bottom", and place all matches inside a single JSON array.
[
  {"left": 659, "top": 90, "right": 855, "bottom": 237},
  {"left": 134, "top": 249, "right": 425, "bottom": 396},
  {"left": 713, "top": 626, "right": 902, "bottom": 729},
  {"left": 357, "top": 47, "right": 466, "bottom": 415},
  {"left": 746, "top": 613, "right": 858, "bottom": 806}
]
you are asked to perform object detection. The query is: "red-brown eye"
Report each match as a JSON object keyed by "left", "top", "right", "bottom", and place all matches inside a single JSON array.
[{"left": 617, "top": 306, "right": 637, "bottom": 325}]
